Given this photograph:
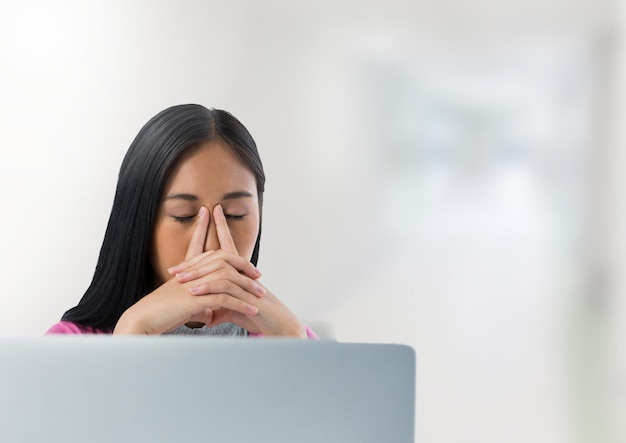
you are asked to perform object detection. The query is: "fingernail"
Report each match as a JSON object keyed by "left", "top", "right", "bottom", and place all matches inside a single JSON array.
[
  {"left": 189, "top": 286, "right": 200, "bottom": 294},
  {"left": 247, "top": 305, "right": 258, "bottom": 315},
  {"left": 198, "top": 206, "right": 207, "bottom": 217},
  {"left": 168, "top": 265, "right": 183, "bottom": 275},
  {"left": 175, "top": 272, "right": 189, "bottom": 280},
  {"left": 255, "top": 284, "right": 266, "bottom": 296},
  {"left": 253, "top": 266, "right": 262, "bottom": 276}
]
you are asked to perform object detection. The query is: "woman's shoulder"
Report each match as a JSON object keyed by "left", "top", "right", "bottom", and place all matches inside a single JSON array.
[{"left": 45, "top": 321, "right": 110, "bottom": 335}]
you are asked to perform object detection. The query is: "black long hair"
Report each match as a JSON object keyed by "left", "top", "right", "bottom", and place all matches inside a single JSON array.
[{"left": 61, "top": 104, "right": 265, "bottom": 330}]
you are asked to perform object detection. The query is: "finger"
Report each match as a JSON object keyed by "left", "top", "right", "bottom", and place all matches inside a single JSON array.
[
  {"left": 218, "top": 310, "right": 260, "bottom": 333},
  {"left": 214, "top": 204, "right": 238, "bottom": 254},
  {"left": 203, "top": 309, "right": 233, "bottom": 327},
  {"left": 195, "top": 292, "right": 258, "bottom": 316},
  {"left": 173, "top": 250, "right": 262, "bottom": 281},
  {"left": 186, "top": 268, "right": 265, "bottom": 297},
  {"left": 168, "top": 249, "right": 216, "bottom": 275},
  {"left": 189, "top": 276, "right": 265, "bottom": 300},
  {"left": 185, "top": 206, "right": 209, "bottom": 260}
]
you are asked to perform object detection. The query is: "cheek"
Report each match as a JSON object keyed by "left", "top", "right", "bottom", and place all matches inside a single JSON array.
[
  {"left": 231, "top": 220, "right": 260, "bottom": 261},
  {"left": 151, "top": 222, "right": 191, "bottom": 283}
]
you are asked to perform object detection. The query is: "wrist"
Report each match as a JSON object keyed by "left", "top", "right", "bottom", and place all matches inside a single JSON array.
[{"left": 113, "top": 309, "right": 150, "bottom": 335}]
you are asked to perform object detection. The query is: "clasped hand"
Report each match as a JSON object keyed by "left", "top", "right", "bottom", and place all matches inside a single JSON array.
[{"left": 114, "top": 205, "right": 305, "bottom": 337}]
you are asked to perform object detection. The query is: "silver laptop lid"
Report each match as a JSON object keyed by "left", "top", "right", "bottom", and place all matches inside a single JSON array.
[{"left": 0, "top": 337, "right": 415, "bottom": 442}]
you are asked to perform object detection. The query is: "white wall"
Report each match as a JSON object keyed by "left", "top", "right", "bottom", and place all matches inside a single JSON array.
[
  {"left": 0, "top": 1, "right": 620, "bottom": 442},
  {"left": 606, "top": 2, "right": 626, "bottom": 441}
]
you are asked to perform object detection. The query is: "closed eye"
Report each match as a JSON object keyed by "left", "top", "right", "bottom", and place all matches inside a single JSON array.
[
  {"left": 173, "top": 215, "right": 196, "bottom": 224},
  {"left": 225, "top": 214, "right": 245, "bottom": 221}
]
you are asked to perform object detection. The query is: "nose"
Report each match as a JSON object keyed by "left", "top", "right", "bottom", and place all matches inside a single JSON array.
[{"left": 204, "top": 213, "right": 219, "bottom": 252}]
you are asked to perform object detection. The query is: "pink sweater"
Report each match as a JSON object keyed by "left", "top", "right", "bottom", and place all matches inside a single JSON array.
[{"left": 46, "top": 321, "right": 318, "bottom": 339}]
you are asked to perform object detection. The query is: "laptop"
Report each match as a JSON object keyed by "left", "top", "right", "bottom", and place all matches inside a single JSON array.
[{"left": 0, "top": 337, "right": 415, "bottom": 442}]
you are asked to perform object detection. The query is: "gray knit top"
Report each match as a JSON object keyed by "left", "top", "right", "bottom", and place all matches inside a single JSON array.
[{"left": 163, "top": 322, "right": 247, "bottom": 337}]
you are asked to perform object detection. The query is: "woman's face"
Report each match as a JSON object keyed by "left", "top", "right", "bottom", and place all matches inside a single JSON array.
[{"left": 150, "top": 140, "right": 260, "bottom": 285}]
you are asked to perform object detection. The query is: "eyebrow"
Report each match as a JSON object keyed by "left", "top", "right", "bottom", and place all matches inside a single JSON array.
[
  {"left": 163, "top": 191, "right": 254, "bottom": 202},
  {"left": 163, "top": 193, "right": 198, "bottom": 202},
  {"left": 221, "top": 191, "right": 254, "bottom": 201}
]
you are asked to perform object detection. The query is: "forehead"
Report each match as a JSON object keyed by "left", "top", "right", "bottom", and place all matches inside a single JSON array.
[{"left": 163, "top": 140, "right": 257, "bottom": 196}]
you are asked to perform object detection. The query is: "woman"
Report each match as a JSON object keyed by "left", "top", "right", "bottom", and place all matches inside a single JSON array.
[{"left": 47, "top": 104, "right": 315, "bottom": 338}]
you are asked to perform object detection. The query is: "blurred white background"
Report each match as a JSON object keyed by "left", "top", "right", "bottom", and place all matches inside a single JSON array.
[{"left": 0, "top": 0, "right": 624, "bottom": 441}]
